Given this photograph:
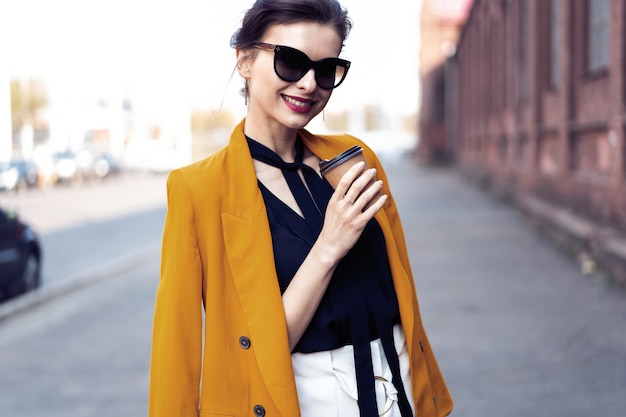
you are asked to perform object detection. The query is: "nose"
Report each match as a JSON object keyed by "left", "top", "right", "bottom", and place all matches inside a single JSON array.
[{"left": 295, "top": 68, "right": 317, "bottom": 91}]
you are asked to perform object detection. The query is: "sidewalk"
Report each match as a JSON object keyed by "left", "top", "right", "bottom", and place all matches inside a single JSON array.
[
  {"left": 516, "top": 194, "right": 626, "bottom": 287},
  {"left": 458, "top": 165, "right": 626, "bottom": 289},
  {"left": 383, "top": 156, "right": 626, "bottom": 417}
]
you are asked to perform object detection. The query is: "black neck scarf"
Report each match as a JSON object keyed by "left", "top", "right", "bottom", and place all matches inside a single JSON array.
[{"left": 247, "top": 135, "right": 330, "bottom": 237}]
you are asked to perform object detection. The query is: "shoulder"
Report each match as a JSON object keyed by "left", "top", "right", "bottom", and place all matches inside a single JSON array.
[
  {"left": 315, "top": 132, "right": 369, "bottom": 149},
  {"left": 167, "top": 147, "right": 227, "bottom": 189},
  {"left": 300, "top": 129, "right": 382, "bottom": 168},
  {"left": 165, "top": 136, "right": 252, "bottom": 208}
]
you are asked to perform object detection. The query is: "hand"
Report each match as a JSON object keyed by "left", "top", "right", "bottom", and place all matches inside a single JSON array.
[{"left": 316, "top": 161, "right": 387, "bottom": 264}]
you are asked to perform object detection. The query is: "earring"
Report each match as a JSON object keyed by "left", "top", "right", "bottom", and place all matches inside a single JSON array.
[{"left": 322, "top": 110, "right": 325, "bottom": 121}]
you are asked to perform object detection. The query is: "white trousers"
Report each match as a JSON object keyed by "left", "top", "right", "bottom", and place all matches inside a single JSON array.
[{"left": 291, "top": 324, "right": 415, "bottom": 417}]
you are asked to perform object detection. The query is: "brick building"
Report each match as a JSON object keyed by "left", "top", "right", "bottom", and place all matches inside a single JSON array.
[{"left": 451, "top": 0, "right": 626, "bottom": 231}]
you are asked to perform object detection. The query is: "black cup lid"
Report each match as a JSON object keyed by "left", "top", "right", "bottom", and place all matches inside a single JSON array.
[{"left": 319, "top": 145, "right": 363, "bottom": 175}]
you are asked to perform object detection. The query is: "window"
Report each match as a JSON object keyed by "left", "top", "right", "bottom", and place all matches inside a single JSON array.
[
  {"left": 588, "top": 0, "right": 610, "bottom": 72},
  {"left": 550, "top": 0, "right": 561, "bottom": 88}
]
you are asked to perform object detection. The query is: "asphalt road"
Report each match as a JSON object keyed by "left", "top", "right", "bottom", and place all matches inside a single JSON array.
[
  {"left": 0, "top": 255, "right": 158, "bottom": 417},
  {"left": 0, "top": 156, "right": 625, "bottom": 417},
  {"left": 0, "top": 172, "right": 167, "bottom": 286}
]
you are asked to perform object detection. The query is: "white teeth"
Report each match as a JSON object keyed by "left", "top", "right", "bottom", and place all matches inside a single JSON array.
[{"left": 283, "top": 95, "right": 312, "bottom": 107}]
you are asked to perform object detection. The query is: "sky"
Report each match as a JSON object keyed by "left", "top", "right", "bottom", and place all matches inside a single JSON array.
[{"left": 2, "top": 0, "right": 422, "bottom": 124}]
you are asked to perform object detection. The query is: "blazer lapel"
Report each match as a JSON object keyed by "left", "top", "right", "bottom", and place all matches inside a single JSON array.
[{"left": 221, "top": 120, "right": 300, "bottom": 416}]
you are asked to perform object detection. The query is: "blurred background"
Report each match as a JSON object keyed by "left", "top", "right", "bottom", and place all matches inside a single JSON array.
[{"left": 2, "top": 1, "right": 626, "bottom": 416}]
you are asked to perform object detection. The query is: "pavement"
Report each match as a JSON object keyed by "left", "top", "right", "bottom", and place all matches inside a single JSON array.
[
  {"left": 383, "top": 156, "right": 626, "bottom": 417},
  {"left": 458, "top": 165, "right": 626, "bottom": 289},
  {"left": 0, "top": 242, "right": 159, "bottom": 321},
  {"left": 1, "top": 154, "right": 625, "bottom": 417}
]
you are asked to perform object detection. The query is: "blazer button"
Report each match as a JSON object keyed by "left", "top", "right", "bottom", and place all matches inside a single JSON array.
[
  {"left": 253, "top": 405, "right": 265, "bottom": 416},
  {"left": 239, "top": 336, "right": 251, "bottom": 349}
]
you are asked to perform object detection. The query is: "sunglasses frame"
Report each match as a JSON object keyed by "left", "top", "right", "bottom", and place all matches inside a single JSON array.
[{"left": 253, "top": 42, "right": 351, "bottom": 90}]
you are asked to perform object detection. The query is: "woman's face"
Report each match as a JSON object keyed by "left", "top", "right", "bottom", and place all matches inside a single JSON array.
[{"left": 240, "top": 22, "right": 343, "bottom": 132}]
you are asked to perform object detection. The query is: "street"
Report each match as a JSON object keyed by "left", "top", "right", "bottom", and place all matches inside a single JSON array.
[
  {"left": 0, "top": 156, "right": 625, "bottom": 417},
  {"left": 0, "top": 172, "right": 167, "bottom": 286}
]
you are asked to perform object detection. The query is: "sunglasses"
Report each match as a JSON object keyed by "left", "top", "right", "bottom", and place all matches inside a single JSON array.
[{"left": 253, "top": 42, "right": 351, "bottom": 90}]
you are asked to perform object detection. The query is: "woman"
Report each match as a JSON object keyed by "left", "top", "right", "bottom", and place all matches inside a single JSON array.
[{"left": 149, "top": 1, "right": 453, "bottom": 416}]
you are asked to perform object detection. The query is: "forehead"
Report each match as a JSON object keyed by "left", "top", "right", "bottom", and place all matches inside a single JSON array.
[{"left": 262, "top": 22, "right": 343, "bottom": 59}]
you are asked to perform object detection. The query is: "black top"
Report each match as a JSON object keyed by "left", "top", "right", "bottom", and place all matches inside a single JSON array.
[{"left": 246, "top": 136, "right": 413, "bottom": 417}]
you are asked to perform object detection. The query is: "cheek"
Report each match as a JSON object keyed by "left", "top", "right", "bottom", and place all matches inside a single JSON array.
[
  {"left": 319, "top": 90, "right": 333, "bottom": 106},
  {"left": 248, "top": 68, "right": 282, "bottom": 98},
  {"left": 249, "top": 56, "right": 278, "bottom": 83}
]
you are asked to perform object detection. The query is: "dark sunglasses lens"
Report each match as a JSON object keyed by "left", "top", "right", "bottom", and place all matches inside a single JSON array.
[
  {"left": 273, "top": 46, "right": 349, "bottom": 89},
  {"left": 275, "top": 47, "right": 309, "bottom": 81},
  {"left": 315, "top": 59, "right": 346, "bottom": 89}
]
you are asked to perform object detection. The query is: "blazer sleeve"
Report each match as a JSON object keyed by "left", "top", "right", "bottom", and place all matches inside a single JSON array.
[
  {"left": 149, "top": 169, "right": 204, "bottom": 417},
  {"left": 356, "top": 139, "right": 415, "bottom": 278}
]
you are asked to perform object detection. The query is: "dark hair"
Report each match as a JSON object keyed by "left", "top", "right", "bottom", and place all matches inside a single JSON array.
[{"left": 230, "top": 0, "right": 352, "bottom": 49}]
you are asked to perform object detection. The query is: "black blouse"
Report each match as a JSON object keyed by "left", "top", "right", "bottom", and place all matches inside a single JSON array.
[{"left": 247, "top": 136, "right": 412, "bottom": 417}]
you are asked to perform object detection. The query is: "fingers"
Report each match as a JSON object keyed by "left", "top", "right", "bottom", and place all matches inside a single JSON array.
[
  {"left": 342, "top": 167, "right": 380, "bottom": 208},
  {"left": 361, "top": 187, "right": 388, "bottom": 215},
  {"left": 334, "top": 161, "right": 367, "bottom": 197},
  {"left": 319, "top": 164, "right": 388, "bottom": 262},
  {"left": 352, "top": 179, "right": 385, "bottom": 212},
  {"left": 331, "top": 160, "right": 388, "bottom": 215}
]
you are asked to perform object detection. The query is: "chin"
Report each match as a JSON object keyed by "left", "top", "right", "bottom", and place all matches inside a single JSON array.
[{"left": 282, "top": 113, "right": 319, "bottom": 130}]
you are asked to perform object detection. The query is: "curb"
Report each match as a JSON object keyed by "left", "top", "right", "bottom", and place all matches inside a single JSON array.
[
  {"left": 517, "top": 194, "right": 626, "bottom": 287},
  {"left": 457, "top": 164, "right": 626, "bottom": 289},
  {"left": 0, "top": 243, "right": 160, "bottom": 322}
]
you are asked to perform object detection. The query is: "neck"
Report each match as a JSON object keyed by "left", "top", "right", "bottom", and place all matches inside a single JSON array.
[{"left": 243, "top": 118, "right": 299, "bottom": 162}]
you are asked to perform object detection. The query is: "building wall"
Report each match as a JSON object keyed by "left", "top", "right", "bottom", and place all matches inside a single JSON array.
[{"left": 453, "top": 0, "right": 626, "bottom": 229}]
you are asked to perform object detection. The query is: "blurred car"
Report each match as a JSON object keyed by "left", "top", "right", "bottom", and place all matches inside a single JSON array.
[
  {"left": 53, "top": 149, "right": 121, "bottom": 184},
  {"left": 0, "top": 162, "right": 18, "bottom": 192},
  {"left": 53, "top": 149, "right": 96, "bottom": 184},
  {"left": 52, "top": 150, "right": 81, "bottom": 184},
  {"left": 0, "top": 206, "right": 41, "bottom": 302},
  {"left": 0, "top": 159, "right": 39, "bottom": 194},
  {"left": 92, "top": 152, "right": 121, "bottom": 179}
]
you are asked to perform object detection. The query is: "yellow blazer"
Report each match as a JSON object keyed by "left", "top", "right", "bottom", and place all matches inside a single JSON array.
[{"left": 149, "top": 119, "right": 453, "bottom": 417}]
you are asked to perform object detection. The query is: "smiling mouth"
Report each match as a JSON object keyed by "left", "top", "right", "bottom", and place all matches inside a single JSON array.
[{"left": 282, "top": 95, "right": 314, "bottom": 110}]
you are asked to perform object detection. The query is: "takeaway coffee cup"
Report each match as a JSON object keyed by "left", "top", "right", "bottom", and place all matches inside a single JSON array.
[
  {"left": 319, "top": 146, "right": 380, "bottom": 206},
  {"left": 319, "top": 145, "right": 368, "bottom": 189}
]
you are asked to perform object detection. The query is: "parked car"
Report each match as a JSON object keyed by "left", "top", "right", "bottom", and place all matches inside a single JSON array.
[
  {"left": 0, "top": 162, "right": 18, "bottom": 192},
  {"left": 53, "top": 149, "right": 99, "bottom": 184},
  {"left": 53, "top": 149, "right": 121, "bottom": 184},
  {"left": 0, "top": 206, "right": 41, "bottom": 302},
  {"left": 0, "top": 159, "right": 39, "bottom": 194},
  {"left": 92, "top": 152, "right": 122, "bottom": 179}
]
